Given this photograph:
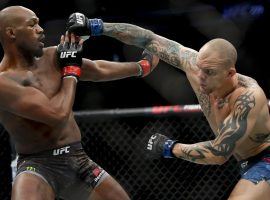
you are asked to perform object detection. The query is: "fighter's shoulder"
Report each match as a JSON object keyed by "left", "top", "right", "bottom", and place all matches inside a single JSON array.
[
  {"left": 231, "top": 82, "right": 266, "bottom": 107},
  {"left": 237, "top": 73, "right": 259, "bottom": 88},
  {"left": 0, "top": 70, "right": 18, "bottom": 86},
  {"left": 42, "top": 46, "right": 57, "bottom": 57},
  {"left": 236, "top": 73, "right": 265, "bottom": 98},
  {"left": 41, "top": 46, "right": 58, "bottom": 66}
]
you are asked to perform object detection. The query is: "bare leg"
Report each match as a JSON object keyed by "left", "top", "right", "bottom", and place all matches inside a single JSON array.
[
  {"left": 89, "top": 176, "right": 130, "bottom": 200},
  {"left": 228, "top": 179, "right": 270, "bottom": 200},
  {"left": 12, "top": 173, "right": 55, "bottom": 200}
]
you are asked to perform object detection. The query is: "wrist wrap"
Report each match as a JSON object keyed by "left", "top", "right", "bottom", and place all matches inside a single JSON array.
[
  {"left": 62, "top": 66, "right": 81, "bottom": 79},
  {"left": 88, "top": 19, "right": 103, "bottom": 36},
  {"left": 138, "top": 60, "right": 151, "bottom": 77}
]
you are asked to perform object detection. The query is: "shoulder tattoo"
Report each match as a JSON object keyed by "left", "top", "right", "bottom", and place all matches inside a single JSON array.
[
  {"left": 206, "top": 91, "right": 256, "bottom": 158},
  {"left": 238, "top": 74, "right": 258, "bottom": 88}
]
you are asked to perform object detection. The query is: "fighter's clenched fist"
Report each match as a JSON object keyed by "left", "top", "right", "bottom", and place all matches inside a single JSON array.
[{"left": 66, "top": 12, "right": 103, "bottom": 36}]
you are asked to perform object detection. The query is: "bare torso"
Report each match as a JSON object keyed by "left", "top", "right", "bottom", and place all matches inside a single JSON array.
[
  {"left": 0, "top": 47, "right": 81, "bottom": 154},
  {"left": 189, "top": 73, "right": 270, "bottom": 161}
]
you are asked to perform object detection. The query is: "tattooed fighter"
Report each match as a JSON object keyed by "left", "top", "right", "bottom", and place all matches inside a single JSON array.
[{"left": 66, "top": 13, "right": 270, "bottom": 199}]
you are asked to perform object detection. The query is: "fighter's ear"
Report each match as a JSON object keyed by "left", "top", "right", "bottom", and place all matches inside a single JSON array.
[
  {"left": 5, "top": 27, "right": 16, "bottom": 39},
  {"left": 228, "top": 67, "right": 236, "bottom": 77}
]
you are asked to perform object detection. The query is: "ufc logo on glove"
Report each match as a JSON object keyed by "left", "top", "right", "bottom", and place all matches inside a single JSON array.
[
  {"left": 60, "top": 51, "right": 77, "bottom": 58},
  {"left": 147, "top": 135, "right": 157, "bottom": 150},
  {"left": 75, "top": 13, "right": 84, "bottom": 25}
]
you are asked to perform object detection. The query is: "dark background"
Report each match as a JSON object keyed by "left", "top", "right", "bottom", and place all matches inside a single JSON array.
[
  {"left": 1, "top": 0, "right": 269, "bottom": 110},
  {"left": 0, "top": 1, "right": 268, "bottom": 199}
]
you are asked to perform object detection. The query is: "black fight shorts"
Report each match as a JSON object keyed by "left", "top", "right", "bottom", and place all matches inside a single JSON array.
[{"left": 15, "top": 142, "right": 109, "bottom": 199}]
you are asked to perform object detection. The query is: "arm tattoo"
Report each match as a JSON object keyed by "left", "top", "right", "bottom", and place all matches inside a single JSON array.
[
  {"left": 103, "top": 23, "right": 151, "bottom": 47},
  {"left": 208, "top": 91, "right": 255, "bottom": 158},
  {"left": 181, "top": 142, "right": 211, "bottom": 162},
  {"left": 180, "top": 49, "right": 197, "bottom": 68},
  {"left": 180, "top": 91, "right": 255, "bottom": 164},
  {"left": 147, "top": 40, "right": 198, "bottom": 70},
  {"left": 103, "top": 23, "right": 198, "bottom": 71},
  {"left": 147, "top": 40, "right": 182, "bottom": 67}
]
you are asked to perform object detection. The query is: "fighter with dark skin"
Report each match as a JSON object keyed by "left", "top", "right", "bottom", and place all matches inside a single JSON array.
[{"left": 0, "top": 6, "right": 159, "bottom": 200}]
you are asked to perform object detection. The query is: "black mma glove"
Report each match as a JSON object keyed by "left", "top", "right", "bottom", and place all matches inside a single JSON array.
[
  {"left": 66, "top": 12, "right": 103, "bottom": 36},
  {"left": 146, "top": 133, "right": 178, "bottom": 159},
  {"left": 57, "top": 39, "right": 83, "bottom": 81},
  {"left": 137, "top": 50, "right": 159, "bottom": 77}
]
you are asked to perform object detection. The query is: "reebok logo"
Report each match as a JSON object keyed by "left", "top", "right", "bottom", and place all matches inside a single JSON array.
[
  {"left": 75, "top": 13, "right": 84, "bottom": 25},
  {"left": 147, "top": 135, "right": 156, "bottom": 150},
  {"left": 53, "top": 146, "right": 70, "bottom": 156},
  {"left": 94, "top": 170, "right": 105, "bottom": 183},
  {"left": 60, "top": 51, "right": 77, "bottom": 58}
]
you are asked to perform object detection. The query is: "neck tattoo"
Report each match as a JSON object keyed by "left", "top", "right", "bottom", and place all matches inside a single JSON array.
[{"left": 216, "top": 98, "right": 228, "bottom": 109}]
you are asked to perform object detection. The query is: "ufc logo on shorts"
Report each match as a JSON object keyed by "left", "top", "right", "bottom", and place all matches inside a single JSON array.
[
  {"left": 147, "top": 135, "right": 156, "bottom": 150},
  {"left": 53, "top": 146, "right": 70, "bottom": 156},
  {"left": 60, "top": 51, "right": 77, "bottom": 58},
  {"left": 75, "top": 13, "right": 84, "bottom": 25}
]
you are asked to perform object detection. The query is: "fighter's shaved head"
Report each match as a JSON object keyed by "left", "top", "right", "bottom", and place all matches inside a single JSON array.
[
  {"left": 198, "top": 38, "right": 237, "bottom": 69},
  {"left": 0, "top": 6, "right": 36, "bottom": 44},
  {"left": 0, "top": 6, "right": 35, "bottom": 25}
]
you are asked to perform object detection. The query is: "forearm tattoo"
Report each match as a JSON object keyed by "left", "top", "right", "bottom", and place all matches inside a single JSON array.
[
  {"left": 180, "top": 91, "right": 255, "bottom": 164},
  {"left": 180, "top": 142, "right": 212, "bottom": 163},
  {"left": 103, "top": 23, "right": 197, "bottom": 70}
]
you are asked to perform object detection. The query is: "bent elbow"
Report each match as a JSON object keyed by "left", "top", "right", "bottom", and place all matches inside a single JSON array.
[
  {"left": 53, "top": 109, "right": 70, "bottom": 125},
  {"left": 143, "top": 31, "right": 156, "bottom": 48},
  {"left": 215, "top": 157, "right": 229, "bottom": 165},
  {"left": 15, "top": 94, "right": 72, "bottom": 127},
  {"left": 37, "top": 106, "right": 71, "bottom": 127}
]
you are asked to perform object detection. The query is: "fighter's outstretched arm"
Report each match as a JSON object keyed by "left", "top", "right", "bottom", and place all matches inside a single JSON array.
[
  {"left": 146, "top": 89, "right": 262, "bottom": 165},
  {"left": 80, "top": 49, "right": 159, "bottom": 81},
  {"left": 103, "top": 23, "right": 198, "bottom": 72},
  {"left": 66, "top": 13, "right": 198, "bottom": 73},
  {"left": 80, "top": 59, "right": 142, "bottom": 81}
]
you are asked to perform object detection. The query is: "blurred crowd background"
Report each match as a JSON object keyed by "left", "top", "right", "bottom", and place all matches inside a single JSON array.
[{"left": 1, "top": 0, "right": 269, "bottom": 110}]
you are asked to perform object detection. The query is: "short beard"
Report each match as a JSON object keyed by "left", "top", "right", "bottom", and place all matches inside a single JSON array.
[{"left": 34, "top": 48, "right": 44, "bottom": 57}]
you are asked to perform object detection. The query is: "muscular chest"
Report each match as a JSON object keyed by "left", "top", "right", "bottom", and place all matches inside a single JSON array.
[
  {"left": 7, "top": 67, "right": 61, "bottom": 98},
  {"left": 30, "top": 71, "right": 61, "bottom": 98}
]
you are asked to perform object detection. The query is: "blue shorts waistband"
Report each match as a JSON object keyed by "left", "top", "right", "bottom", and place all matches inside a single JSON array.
[{"left": 239, "top": 146, "right": 270, "bottom": 169}]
